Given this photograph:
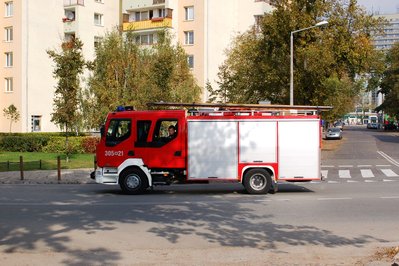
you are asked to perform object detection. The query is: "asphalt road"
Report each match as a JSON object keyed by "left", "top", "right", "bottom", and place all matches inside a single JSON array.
[{"left": 0, "top": 125, "right": 398, "bottom": 265}]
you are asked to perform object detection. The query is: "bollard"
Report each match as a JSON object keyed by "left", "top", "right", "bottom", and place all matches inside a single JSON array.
[
  {"left": 94, "top": 155, "right": 97, "bottom": 170},
  {"left": 7, "top": 160, "right": 10, "bottom": 171},
  {"left": 39, "top": 159, "right": 42, "bottom": 170},
  {"left": 20, "top": 156, "right": 24, "bottom": 181},
  {"left": 57, "top": 156, "right": 61, "bottom": 181}
]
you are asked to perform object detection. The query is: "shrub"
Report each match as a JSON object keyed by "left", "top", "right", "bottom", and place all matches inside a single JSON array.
[
  {"left": 81, "top": 137, "right": 100, "bottom": 153},
  {"left": 0, "top": 135, "right": 49, "bottom": 152},
  {"left": 42, "top": 137, "right": 84, "bottom": 154}
]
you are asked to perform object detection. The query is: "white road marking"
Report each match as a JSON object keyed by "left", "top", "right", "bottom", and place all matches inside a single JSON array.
[
  {"left": 321, "top": 170, "right": 328, "bottom": 179},
  {"left": 383, "top": 179, "right": 396, "bottom": 182},
  {"left": 317, "top": 197, "right": 352, "bottom": 201},
  {"left": 327, "top": 181, "right": 339, "bottom": 183},
  {"left": 380, "top": 196, "right": 399, "bottom": 199},
  {"left": 357, "top": 165, "right": 372, "bottom": 167},
  {"left": 321, "top": 165, "right": 335, "bottom": 168},
  {"left": 376, "top": 165, "right": 392, "bottom": 167},
  {"left": 339, "top": 170, "right": 351, "bottom": 178},
  {"left": 347, "top": 180, "right": 358, "bottom": 183},
  {"left": 377, "top": 151, "right": 399, "bottom": 167},
  {"left": 361, "top": 169, "right": 374, "bottom": 178},
  {"left": 339, "top": 165, "right": 353, "bottom": 168},
  {"left": 365, "top": 180, "right": 376, "bottom": 183},
  {"left": 381, "top": 169, "right": 398, "bottom": 177}
]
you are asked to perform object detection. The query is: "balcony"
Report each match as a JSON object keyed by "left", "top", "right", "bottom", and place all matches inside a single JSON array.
[
  {"left": 123, "top": 17, "right": 172, "bottom": 31},
  {"left": 63, "top": 20, "right": 77, "bottom": 33},
  {"left": 153, "top": 0, "right": 165, "bottom": 4},
  {"left": 64, "top": 0, "right": 84, "bottom": 7}
]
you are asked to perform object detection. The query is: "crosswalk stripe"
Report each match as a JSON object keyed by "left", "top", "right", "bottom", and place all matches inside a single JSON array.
[
  {"left": 381, "top": 169, "right": 398, "bottom": 177},
  {"left": 361, "top": 169, "right": 374, "bottom": 178},
  {"left": 321, "top": 170, "right": 328, "bottom": 179},
  {"left": 339, "top": 170, "right": 351, "bottom": 178}
]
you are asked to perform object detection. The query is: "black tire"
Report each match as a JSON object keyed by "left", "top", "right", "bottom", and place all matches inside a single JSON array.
[
  {"left": 243, "top": 169, "right": 272, "bottom": 194},
  {"left": 119, "top": 168, "right": 148, "bottom": 195}
]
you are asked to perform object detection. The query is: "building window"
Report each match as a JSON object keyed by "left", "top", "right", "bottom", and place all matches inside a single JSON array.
[
  {"left": 184, "top": 31, "right": 194, "bottom": 45},
  {"left": 94, "top": 13, "right": 103, "bottom": 26},
  {"left": 5, "top": 77, "right": 13, "bottom": 92},
  {"left": 94, "top": 36, "right": 102, "bottom": 48},
  {"left": 5, "top": 52, "right": 13, "bottom": 67},
  {"left": 95, "top": 0, "right": 104, "bottom": 3},
  {"left": 5, "top": 27, "right": 13, "bottom": 42},
  {"left": 31, "top": 116, "right": 41, "bottom": 132},
  {"left": 185, "top": 6, "right": 194, "bottom": 21},
  {"left": 5, "top": 2, "right": 13, "bottom": 17},
  {"left": 187, "top": 55, "right": 194, "bottom": 68},
  {"left": 135, "top": 34, "right": 154, "bottom": 45}
]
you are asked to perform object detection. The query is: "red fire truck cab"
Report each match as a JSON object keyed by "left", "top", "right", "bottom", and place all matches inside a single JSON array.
[{"left": 92, "top": 103, "right": 331, "bottom": 195}]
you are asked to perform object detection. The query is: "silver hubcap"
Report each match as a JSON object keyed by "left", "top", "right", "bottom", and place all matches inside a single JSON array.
[
  {"left": 250, "top": 174, "right": 267, "bottom": 191},
  {"left": 126, "top": 174, "right": 140, "bottom": 189}
]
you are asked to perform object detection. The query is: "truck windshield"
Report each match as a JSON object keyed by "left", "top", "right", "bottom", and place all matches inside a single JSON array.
[{"left": 106, "top": 119, "right": 131, "bottom": 146}]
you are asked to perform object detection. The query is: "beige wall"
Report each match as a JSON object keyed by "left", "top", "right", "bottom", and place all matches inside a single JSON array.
[
  {"left": 0, "top": 0, "right": 120, "bottom": 132},
  {"left": 178, "top": 0, "right": 204, "bottom": 98},
  {"left": 0, "top": 0, "right": 22, "bottom": 132}
]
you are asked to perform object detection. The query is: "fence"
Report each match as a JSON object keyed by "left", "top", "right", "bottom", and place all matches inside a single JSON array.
[{"left": 0, "top": 155, "right": 96, "bottom": 181}]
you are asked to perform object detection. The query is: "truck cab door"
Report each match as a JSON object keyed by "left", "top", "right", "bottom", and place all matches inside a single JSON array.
[{"left": 97, "top": 118, "right": 134, "bottom": 168}]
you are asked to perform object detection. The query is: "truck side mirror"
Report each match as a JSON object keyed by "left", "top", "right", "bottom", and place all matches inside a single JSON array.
[{"left": 100, "top": 125, "right": 105, "bottom": 138}]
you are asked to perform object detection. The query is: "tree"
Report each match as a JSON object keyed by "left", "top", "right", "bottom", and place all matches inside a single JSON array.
[
  {"left": 47, "top": 38, "right": 86, "bottom": 160},
  {"left": 3, "top": 104, "right": 20, "bottom": 133},
  {"left": 86, "top": 29, "right": 200, "bottom": 128},
  {"left": 376, "top": 42, "right": 399, "bottom": 118},
  {"left": 47, "top": 38, "right": 86, "bottom": 132},
  {"left": 210, "top": 0, "right": 385, "bottom": 121}
]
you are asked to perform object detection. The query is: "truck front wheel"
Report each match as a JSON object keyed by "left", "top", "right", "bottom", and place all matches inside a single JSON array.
[
  {"left": 119, "top": 168, "right": 148, "bottom": 195},
  {"left": 243, "top": 169, "right": 272, "bottom": 194}
]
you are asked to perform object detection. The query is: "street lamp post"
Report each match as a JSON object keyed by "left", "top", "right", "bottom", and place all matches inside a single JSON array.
[{"left": 290, "top": 20, "right": 328, "bottom": 106}]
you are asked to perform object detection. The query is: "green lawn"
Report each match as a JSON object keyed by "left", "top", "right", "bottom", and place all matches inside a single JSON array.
[{"left": 0, "top": 152, "right": 95, "bottom": 172}]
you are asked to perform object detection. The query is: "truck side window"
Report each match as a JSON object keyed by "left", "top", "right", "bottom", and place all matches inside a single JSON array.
[
  {"left": 135, "top": 120, "right": 152, "bottom": 147},
  {"left": 154, "top": 120, "right": 178, "bottom": 140},
  {"left": 106, "top": 119, "right": 131, "bottom": 146}
]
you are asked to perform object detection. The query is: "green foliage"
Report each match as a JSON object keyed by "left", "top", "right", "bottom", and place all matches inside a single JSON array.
[
  {"left": 2, "top": 104, "right": 20, "bottom": 133},
  {"left": 210, "top": 0, "right": 385, "bottom": 120},
  {"left": 85, "top": 30, "right": 201, "bottom": 128},
  {"left": 0, "top": 135, "right": 50, "bottom": 152},
  {"left": 42, "top": 137, "right": 84, "bottom": 154},
  {"left": 47, "top": 38, "right": 87, "bottom": 132},
  {"left": 377, "top": 42, "right": 399, "bottom": 117}
]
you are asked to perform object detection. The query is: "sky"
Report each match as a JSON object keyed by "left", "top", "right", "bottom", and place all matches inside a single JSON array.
[{"left": 357, "top": 0, "right": 399, "bottom": 14}]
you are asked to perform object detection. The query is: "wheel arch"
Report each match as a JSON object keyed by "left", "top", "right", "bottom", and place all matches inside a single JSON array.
[
  {"left": 117, "top": 159, "right": 152, "bottom": 186},
  {"left": 241, "top": 165, "right": 276, "bottom": 184}
]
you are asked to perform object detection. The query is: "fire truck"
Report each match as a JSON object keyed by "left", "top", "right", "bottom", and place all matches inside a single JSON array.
[{"left": 91, "top": 102, "right": 331, "bottom": 195}]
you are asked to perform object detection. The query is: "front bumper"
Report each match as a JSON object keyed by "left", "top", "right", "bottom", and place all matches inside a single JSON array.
[{"left": 90, "top": 168, "right": 118, "bottom": 185}]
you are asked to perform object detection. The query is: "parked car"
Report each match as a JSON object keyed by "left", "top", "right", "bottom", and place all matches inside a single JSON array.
[
  {"left": 325, "top": 127, "right": 342, "bottom": 140},
  {"left": 334, "top": 122, "right": 344, "bottom": 131},
  {"left": 367, "top": 123, "right": 378, "bottom": 129}
]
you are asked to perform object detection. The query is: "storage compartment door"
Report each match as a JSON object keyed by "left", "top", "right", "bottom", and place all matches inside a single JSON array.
[
  {"left": 278, "top": 120, "right": 320, "bottom": 179},
  {"left": 239, "top": 121, "right": 277, "bottom": 163},
  {"left": 188, "top": 121, "right": 238, "bottom": 179}
]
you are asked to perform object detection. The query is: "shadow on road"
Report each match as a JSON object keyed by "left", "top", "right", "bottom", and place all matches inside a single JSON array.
[
  {"left": 0, "top": 184, "right": 388, "bottom": 265},
  {"left": 373, "top": 134, "right": 399, "bottom": 144}
]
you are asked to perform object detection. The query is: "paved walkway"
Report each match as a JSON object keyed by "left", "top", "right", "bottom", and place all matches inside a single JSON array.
[{"left": 0, "top": 168, "right": 95, "bottom": 184}]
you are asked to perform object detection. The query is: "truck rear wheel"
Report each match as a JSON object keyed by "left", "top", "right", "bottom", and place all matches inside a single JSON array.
[
  {"left": 119, "top": 168, "right": 148, "bottom": 195},
  {"left": 243, "top": 169, "right": 272, "bottom": 194}
]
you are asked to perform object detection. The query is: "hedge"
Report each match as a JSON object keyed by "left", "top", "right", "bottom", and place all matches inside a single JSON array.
[{"left": 0, "top": 134, "right": 100, "bottom": 153}]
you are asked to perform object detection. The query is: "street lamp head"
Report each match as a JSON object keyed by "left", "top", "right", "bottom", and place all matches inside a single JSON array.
[{"left": 315, "top": 20, "right": 328, "bottom": 27}]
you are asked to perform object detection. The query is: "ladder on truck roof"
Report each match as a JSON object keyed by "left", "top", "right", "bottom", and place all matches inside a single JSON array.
[{"left": 147, "top": 102, "right": 332, "bottom": 116}]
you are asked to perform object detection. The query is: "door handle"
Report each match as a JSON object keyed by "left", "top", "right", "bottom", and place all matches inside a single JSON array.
[
  {"left": 128, "top": 150, "right": 135, "bottom": 156},
  {"left": 174, "top": 151, "right": 182, "bottom": 156}
]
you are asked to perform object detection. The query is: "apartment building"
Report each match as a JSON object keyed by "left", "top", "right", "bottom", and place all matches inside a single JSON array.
[
  {"left": 373, "top": 13, "right": 399, "bottom": 51},
  {"left": 122, "top": 0, "right": 273, "bottom": 101},
  {"left": 0, "top": 0, "right": 119, "bottom": 132}
]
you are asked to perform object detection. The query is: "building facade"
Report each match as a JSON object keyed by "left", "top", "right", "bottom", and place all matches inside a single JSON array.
[
  {"left": 0, "top": 0, "right": 119, "bottom": 132},
  {"left": 122, "top": 0, "right": 273, "bottom": 101},
  {"left": 373, "top": 13, "right": 399, "bottom": 51}
]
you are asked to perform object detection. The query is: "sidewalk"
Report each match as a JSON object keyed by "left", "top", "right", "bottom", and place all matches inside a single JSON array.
[{"left": 0, "top": 168, "right": 95, "bottom": 184}]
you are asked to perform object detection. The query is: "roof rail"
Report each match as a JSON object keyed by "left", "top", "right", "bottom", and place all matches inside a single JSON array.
[{"left": 147, "top": 102, "right": 332, "bottom": 112}]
